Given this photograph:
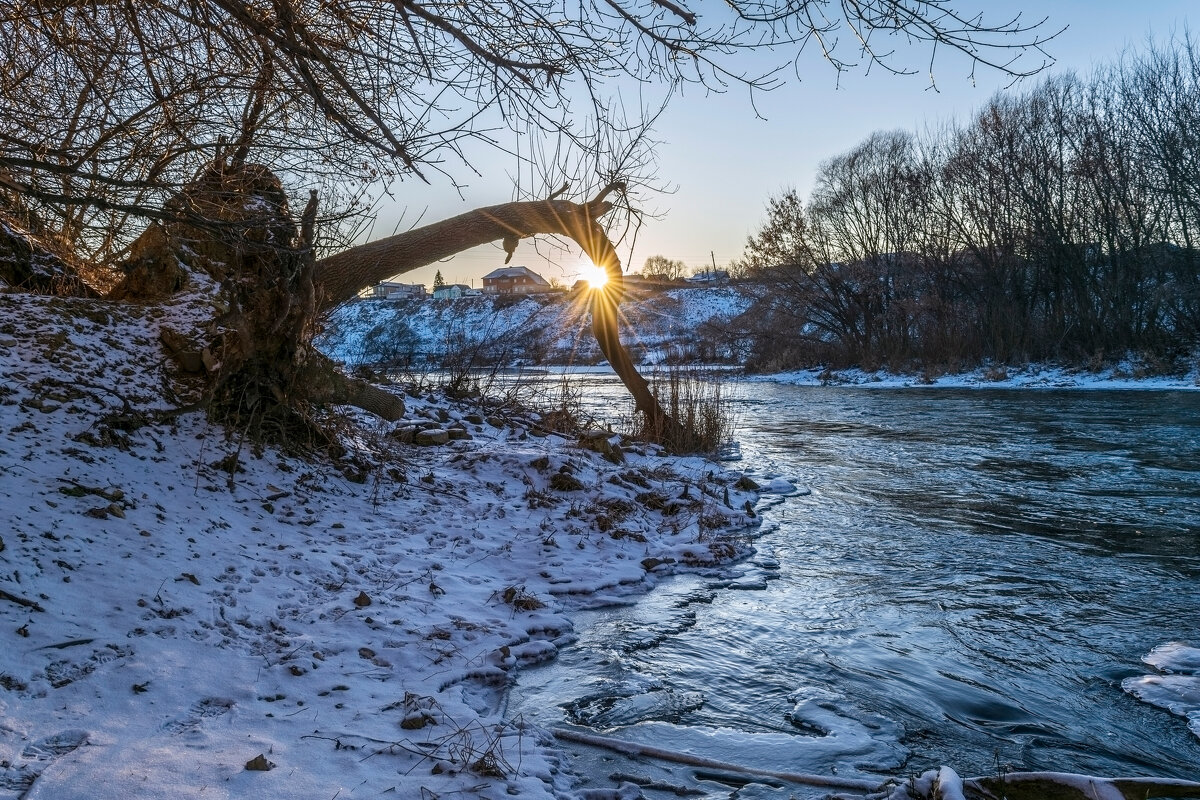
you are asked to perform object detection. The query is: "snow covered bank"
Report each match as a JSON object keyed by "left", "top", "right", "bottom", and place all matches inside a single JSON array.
[
  {"left": 0, "top": 292, "right": 759, "bottom": 799},
  {"left": 756, "top": 361, "right": 1200, "bottom": 390}
]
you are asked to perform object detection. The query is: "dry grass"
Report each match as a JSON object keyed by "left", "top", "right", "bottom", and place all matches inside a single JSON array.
[{"left": 635, "top": 366, "right": 735, "bottom": 455}]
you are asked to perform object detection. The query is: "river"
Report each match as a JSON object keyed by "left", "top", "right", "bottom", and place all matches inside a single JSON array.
[{"left": 505, "top": 377, "right": 1200, "bottom": 797}]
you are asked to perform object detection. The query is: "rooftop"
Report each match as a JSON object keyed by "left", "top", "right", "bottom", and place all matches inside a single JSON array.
[{"left": 481, "top": 265, "right": 549, "bottom": 284}]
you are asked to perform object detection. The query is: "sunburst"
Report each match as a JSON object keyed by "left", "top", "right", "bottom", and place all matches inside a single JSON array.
[{"left": 579, "top": 262, "right": 609, "bottom": 290}]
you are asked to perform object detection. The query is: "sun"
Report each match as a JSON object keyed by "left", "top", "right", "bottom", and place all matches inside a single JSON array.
[{"left": 580, "top": 262, "right": 609, "bottom": 290}]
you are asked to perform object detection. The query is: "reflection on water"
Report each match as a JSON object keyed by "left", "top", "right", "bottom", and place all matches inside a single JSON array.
[{"left": 507, "top": 381, "right": 1200, "bottom": 791}]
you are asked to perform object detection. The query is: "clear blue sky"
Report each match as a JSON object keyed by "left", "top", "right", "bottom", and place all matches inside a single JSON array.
[{"left": 369, "top": 2, "right": 1194, "bottom": 291}]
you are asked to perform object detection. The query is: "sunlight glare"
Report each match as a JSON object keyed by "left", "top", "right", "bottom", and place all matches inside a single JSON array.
[{"left": 580, "top": 262, "right": 608, "bottom": 290}]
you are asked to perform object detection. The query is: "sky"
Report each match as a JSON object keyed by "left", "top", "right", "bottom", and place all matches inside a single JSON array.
[{"left": 366, "top": 1, "right": 1195, "bottom": 292}]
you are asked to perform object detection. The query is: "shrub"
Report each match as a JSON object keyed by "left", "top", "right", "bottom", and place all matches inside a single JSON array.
[{"left": 635, "top": 366, "right": 735, "bottom": 455}]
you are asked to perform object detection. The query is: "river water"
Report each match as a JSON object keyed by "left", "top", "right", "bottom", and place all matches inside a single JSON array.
[{"left": 506, "top": 378, "right": 1200, "bottom": 796}]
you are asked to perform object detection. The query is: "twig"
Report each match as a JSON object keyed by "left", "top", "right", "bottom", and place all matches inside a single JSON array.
[{"left": 0, "top": 587, "right": 44, "bottom": 612}]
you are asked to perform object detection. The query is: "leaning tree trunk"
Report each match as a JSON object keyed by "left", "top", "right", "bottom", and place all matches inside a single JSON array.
[
  {"left": 111, "top": 159, "right": 407, "bottom": 441},
  {"left": 311, "top": 187, "right": 684, "bottom": 445}
]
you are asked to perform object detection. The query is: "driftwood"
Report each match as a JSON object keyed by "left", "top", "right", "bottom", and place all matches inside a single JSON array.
[{"left": 554, "top": 729, "right": 1200, "bottom": 800}]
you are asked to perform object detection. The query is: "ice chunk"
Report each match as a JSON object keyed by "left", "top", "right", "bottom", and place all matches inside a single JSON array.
[
  {"left": 1143, "top": 641, "right": 1200, "bottom": 675},
  {"left": 1122, "top": 674, "right": 1200, "bottom": 738},
  {"left": 1123, "top": 642, "right": 1200, "bottom": 740},
  {"left": 757, "top": 477, "right": 807, "bottom": 495}
]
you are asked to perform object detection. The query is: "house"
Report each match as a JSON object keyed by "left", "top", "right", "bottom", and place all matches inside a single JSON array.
[
  {"left": 432, "top": 283, "right": 479, "bottom": 301},
  {"left": 685, "top": 269, "right": 730, "bottom": 285},
  {"left": 366, "top": 281, "right": 427, "bottom": 300},
  {"left": 481, "top": 265, "right": 553, "bottom": 295}
]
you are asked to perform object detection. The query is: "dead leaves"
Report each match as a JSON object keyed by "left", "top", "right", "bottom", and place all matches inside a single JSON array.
[{"left": 244, "top": 753, "right": 275, "bottom": 771}]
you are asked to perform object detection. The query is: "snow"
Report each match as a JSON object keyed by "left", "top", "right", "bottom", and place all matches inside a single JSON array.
[
  {"left": 0, "top": 291, "right": 760, "bottom": 799},
  {"left": 1123, "top": 642, "right": 1200, "bottom": 740},
  {"left": 760, "top": 362, "right": 1200, "bottom": 390}
]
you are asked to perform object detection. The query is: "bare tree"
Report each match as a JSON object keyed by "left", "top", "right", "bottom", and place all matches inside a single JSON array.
[
  {"left": 738, "top": 34, "right": 1200, "bottom": 374},
  {"left": 643, "top": 255, "right": 689, "bottom": 282},
  {"left": 0, "top": 0, "right": 1060, "bottom": 447}
]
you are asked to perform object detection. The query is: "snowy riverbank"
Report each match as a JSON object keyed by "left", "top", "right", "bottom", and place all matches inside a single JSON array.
[
  {"left": 0, "top": 292, "right": 761, "bottom": 799},
  {"left": 4, "top": 291, "right": 1200, "bottom": 800},
  {"left": 755, "top": 361, "right": 1200, "bottom": 390}
]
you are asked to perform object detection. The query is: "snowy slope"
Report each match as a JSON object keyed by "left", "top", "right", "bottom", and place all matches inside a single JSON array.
[{"left": 0, "top": 291, "right": 761, "bottom": 799}]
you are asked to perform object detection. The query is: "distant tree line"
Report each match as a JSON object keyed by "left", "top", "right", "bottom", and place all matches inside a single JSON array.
[
  {"left": 738, "top": 36, "right": 1200, "bottom": 373},
  {"left": 642, "top": 255, "right": 690, "bottom": 282}
]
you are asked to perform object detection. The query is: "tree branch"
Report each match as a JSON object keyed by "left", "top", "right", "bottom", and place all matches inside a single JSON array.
[{"left": 312, "top": 197, "right": 612, "bottom": 309}]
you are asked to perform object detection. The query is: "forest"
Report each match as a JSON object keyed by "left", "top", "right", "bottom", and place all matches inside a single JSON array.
[{"left": 737, "top": 37, "right": 1200, "bottom": 374}]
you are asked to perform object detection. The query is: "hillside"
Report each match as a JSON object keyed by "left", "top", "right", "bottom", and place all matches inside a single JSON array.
[{"left": 318, "top": 286, "right": 756, "bottom": 368}]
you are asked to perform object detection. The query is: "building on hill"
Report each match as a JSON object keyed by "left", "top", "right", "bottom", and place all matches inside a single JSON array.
[
  {"left": 366, "top": 281, "right": 427, "bottom": 300},
  {"left": 481, "top": 265, "right": 554, "bottom": 295},
  {"left": 432, "top": 283, "right": 480, "bottom": 301},
  {"left": 686, "top": 269, "right": 730, "bottom": 285}
]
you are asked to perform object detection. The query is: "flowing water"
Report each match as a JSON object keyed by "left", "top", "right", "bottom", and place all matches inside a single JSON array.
[{"left": 506, "top": 379, "right": 1200, "bottom": 796}]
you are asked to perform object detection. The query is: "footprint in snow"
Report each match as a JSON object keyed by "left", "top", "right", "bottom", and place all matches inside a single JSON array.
[
  {"left": 164, "top": 697, "right": 235, "bottom": 735},
  {"left": 0, "top": 730, "right": 87, "bottom": 796},
  {"left": 43, "top": 645, "right": 130, "bottom": 689},
  {"left": 21, "top": 730, "right": 89, "bottom": 761}
]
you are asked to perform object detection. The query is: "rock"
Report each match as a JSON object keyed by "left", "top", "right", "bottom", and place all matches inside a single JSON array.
[
  {"left": 353, "top": 591, "right": 371, "bottom": 607},
  {"left": 549, "top": 471, "right": 584, "bottom": 491},
  {"left": 414, "top": 428, "right": 449, "bottom": 446},
  {"left": 159, "top": 327, "right": 204, "bottom": 373},
  {"left": 446, "top": 427, "right": 471, "bottom": 441},
  {"left": 388, "top": 426, "right": 418, "bottom": 444}
]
